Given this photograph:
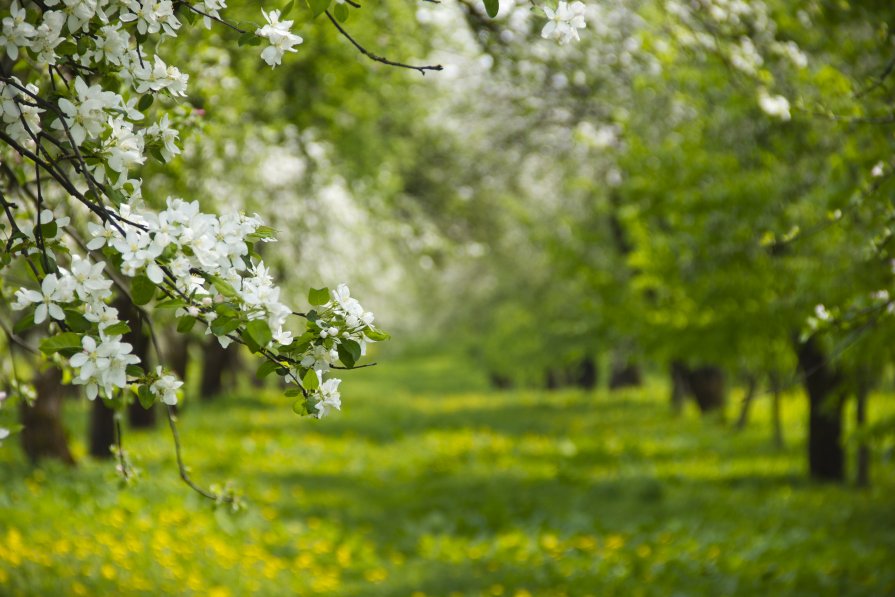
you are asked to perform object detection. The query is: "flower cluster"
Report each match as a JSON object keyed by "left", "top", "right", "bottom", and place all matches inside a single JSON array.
[
  {"left": 288, "top": 284, "right": 384, "bottom": 418},
  {"left": 541, "top": 1, "right": 587, "bottom": 46},
  {"left": 255, "top": 9, "right": 304, "bottom": 67}
]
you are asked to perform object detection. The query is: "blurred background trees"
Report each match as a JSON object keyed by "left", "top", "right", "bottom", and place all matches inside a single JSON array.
[{"left": 3, "top": 0, "right": 895, "bottom": 491}]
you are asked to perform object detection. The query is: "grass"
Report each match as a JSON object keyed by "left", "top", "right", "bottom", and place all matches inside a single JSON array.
[{"left": 0, "top": 351, "right": 894, "bottom": 596}]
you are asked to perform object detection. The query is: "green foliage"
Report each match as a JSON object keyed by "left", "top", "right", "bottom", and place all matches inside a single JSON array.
[{"left": 130, "top": 275, "right": 156, "bottom": 306}]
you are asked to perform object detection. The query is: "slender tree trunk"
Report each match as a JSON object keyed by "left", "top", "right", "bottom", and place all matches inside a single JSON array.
[
  {"left": 200, "top": 338, "right": 237, "bottom": 399},
  {"left": 89, "top": 398, "right": 116, "bottom": 459},
  {"left": 856, "top": 376, "right": 871, "bottom": 488},
  {"left": 735, "top": 374, "right": 759, "bottom": 431},
  {"left": 574, "top": 355, "right": 598, "bottom": 390},
  {"left": 20, "top": 367, "right": 75, "bottom": 465},
  {"left": 769, "top": 371, "right": 785, "bottom": 449},
  {"left": 688, "top": 366, "right": 726, "bottom": 416},
  {"left": 121, "top": 301, "right": 155, "bottom": 428},
  {"left": 670, "top": 361, "right": 689, "bottom": 415},
  {"left": 796, "top": 337, "right": 845, "bottom": 482},
  {"left": 609, "top": 354, "right": 641, "bottom": 390}
]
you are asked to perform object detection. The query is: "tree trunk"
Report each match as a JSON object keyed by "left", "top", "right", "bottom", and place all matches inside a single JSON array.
[
  {"left": 544, "top": 368, "right": 561, "bottom": 390},
  {"left": 735, "top": 374, "right": 759, "bottom": 430},
  {"left": 688, "top": 366, "right": 726, "bottom": 415},
  {"left": 855, "top": 375, "right": 871, "bottom": 488},
  {"left": 796, "top": 337, "right": 845, "bottom": 482},
  {"left": 20, "top": 367, "right": 76, "bottom": 466},
  {"left": 573, "top": 355, "right": 598, "bottom": 390},
  {"left": 120, "top": 301, "right": 155, "bottom": 429},
  {"left": 609, "top": 356, "right": 641, "bottom": 390},
  {"left": 670, "top": 361, "right": 689, "bottom": 415},
  {"left": 769, "top": 371, "right": 785, "bottom": 449},
  {"left": 89, "top": 398, "right": 116, "bottom": 459},
  {"left": 200, "top": 338, "right": 237, "bottom": 399}
]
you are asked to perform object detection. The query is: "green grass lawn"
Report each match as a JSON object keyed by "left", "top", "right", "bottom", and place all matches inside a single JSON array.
[{"left": 1, "top": 352, "right": 894, "bottom": 596}]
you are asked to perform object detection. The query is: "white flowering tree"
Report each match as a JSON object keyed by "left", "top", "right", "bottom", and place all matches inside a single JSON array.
[{"left": 0, "top": 0, "right": 588, "bottom": 499}]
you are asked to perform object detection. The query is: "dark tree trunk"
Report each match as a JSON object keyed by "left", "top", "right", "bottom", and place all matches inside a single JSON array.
[
  {"left": 856, "top": 374, "right": 871, "bottom": 488},
  {"left": 169, "top": 334, "right": 190, "bottom": 383},
  {"left": 200, "top": 339, "right": 237, "bottom": 399},
  {"left": 119, "top": 301, "right": 155, "bottom": 429},
  {"left": 489, "top": 372, "right": 514, "bottom": 389},
  {"left": 544, "top": 368, "right": 561, "bottom": 390},
  {"left": 609, "top": 358, "right": 642, "bottom": 390},
  {"left": 796, "top": 337, "right": 845, "bottom": 482},
  {"left": 573, "top": 355, "right": 598, "bottom": 390},
  {"left": 89, "top": 398, "right": 116, "bottom": 459},
  {"left": 769, "top": 371, "right": 785, "bottom": 449},
  {"left": 735, "top": 374, "right": 759, "bottom": 431},
  {"left": 688, "top": 366, "right": 726, "bottom": 415},
  {"left": 20, "top": 367, "right": 76, "bottom": 465},
  {"left": 670, "top": 361, "right": 689, "bottom": 415}
]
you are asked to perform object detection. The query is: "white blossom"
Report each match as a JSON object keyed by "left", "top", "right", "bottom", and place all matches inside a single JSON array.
[
  {"left": 150, "top": 366, "right": 182, "bottom": 405},
  {"left": 758, "top": 90, "right": 791, "bottom": 121},
  {"left": 541, "top": 1, "right": 586, "bottom": 46},
  {"left": 255, "top": 9, "right": 303, "bottom": 67}
]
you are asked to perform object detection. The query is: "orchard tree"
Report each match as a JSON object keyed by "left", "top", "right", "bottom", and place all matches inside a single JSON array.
[{"left": 0, "top": 0, "right": 587, "bottom": 499}]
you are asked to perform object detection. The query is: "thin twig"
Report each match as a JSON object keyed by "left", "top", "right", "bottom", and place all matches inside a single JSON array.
[
  {"left": 325, "top": 10, "right": 443, "bottom": 75},
  {"left": 166, "top": 405, "right": 235, "bottom": 503}
]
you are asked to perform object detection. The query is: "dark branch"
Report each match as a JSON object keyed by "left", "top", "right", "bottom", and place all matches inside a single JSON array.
[{"left": 325, "top": 10, "right": 443, "bottom": 75}]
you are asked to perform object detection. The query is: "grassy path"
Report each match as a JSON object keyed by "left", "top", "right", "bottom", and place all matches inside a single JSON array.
[{"left": 1, "top": 354, "right": 893, "bottom": 595}]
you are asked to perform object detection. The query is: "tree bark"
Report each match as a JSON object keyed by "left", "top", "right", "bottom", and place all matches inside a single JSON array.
[
  {"left": 609, "top": 356, "right": 641, "bottom": 390},
  {"left": 670, "top": 360, "right": 689, "bottom": 415},
  {"left": 573, "top": 355, "right": 598, "bottom": 390},
  {"left": 120, "top": 301, "right": 155, "bottom": 429},
  {"left": 855, "top": 374, "right": 871, "bottom": 487},
  {"left": 200, "top": 338, "right": 237, "bottom": 399},
  {"left": 687, "top": 366, "right": 726, "bottom": 415},
  {"left": 20, "top": 367, "right": 76, "bottom": 466},
  {"left": 769, "top": 371, "right": 785, "bottom": 449},
  {"left": 89, "top": 398, "right": 116, "bottom": 459},
  {"left": 735, "top": 374, "right": 759, "bottom": 430},
  {"left": 796, "top": 336, "right": 845, "bottom": 482}
]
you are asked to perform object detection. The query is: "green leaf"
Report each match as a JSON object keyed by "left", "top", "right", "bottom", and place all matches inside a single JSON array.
[
  {"left": 155, "top": 298, "right": 187, "bottom": 310},
  {"left": 281, "top": 0, "right": 294, "bottom": 16},
  {"left": 176, "top": 316, "right": 196, "bottom": 333},
  {"left": 364, "top": 328, "right": 391, "bottom": 342},
  {"left": 337, "top": 339, "right": 361, "bottom": 368},
  {"left": 63, "top": 309, "right": 91, "bottom": 333},
  {"left": 137, "top": 385, "right": 155, "bottom": 409},
  {"left": 207, "top": 274, "right": 239, "bottom": 299},
  {"left": 246, "top": 320, "right": 273, "bottom": 347},
  {"left": 126, "top": 364, "right": 145, "bottom": 378},
  {"left": 137, "top": 94, "right": 154, "bottom": 111},
  {"left": 483, "top": 0, "right": 499, "bottom": 18},
  {"left": 214, "top": 302, "right": 238, "bottom": 318},
  {"left": 241, "top": 329, "right": 261, "bottom": 354},
  {"left": 302, "top": 368, "right": 320, "bottom": 391},
  {"left": 308, "top": 287, "right": 330, "bottom": 306},
  {"left": 284, "top": 388, "right": 302, "bottom": 398},
  {"left": 102, "top": 322, "right": 132, "bottom": 337},
  {"left": 333, "top": 2, "right": 349, "bottom": 22},
  {"left": 307, "top": 0, "right": 330, "bottom": 17},
  {"left": 131, "top": 275, "right": 155, "bottom": 305},
  {"left": 13, "top": 310, "right": 35, "bottom": 335},
  {"left": 238, "top": 31, "right": 256, "bottom": 46},
  {"left": 292, "top": 398, "right": 310, "bottom": 415},
  {"left": 56, "top": 41, "right": 78, "bottom": 56},
  {"left": 256, "top": 360, "right": 283, "bottom": 379},
  {"left": 211, "top": 316, "right": 241, "bottom": 336},
  {"left": 39, "top": 221, "right": 57, "bottom": 239},
  {"left": 40, "top": 332, "right": 82, "bottom": 355}
]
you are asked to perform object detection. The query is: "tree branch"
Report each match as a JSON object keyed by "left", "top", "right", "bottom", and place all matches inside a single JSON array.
[{"left": 325, "top": 10, "right": 443, "bottom": 75}]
